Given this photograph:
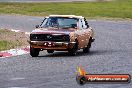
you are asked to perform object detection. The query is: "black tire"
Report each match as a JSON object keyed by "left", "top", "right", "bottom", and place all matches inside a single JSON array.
[
  {"left": 47, "top": 50, "right": 54, "bottom": 53},
  {"left": 68, "top": 40, "right": 78, "bottom": 56},
  {"left": 83, "top": 37, "right": 92, "bottom": 53},
  {"left": 30, "top": 47, "right": 39, "bottom": 57}
]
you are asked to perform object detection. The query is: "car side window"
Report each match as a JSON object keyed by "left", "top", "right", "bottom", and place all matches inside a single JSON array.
[
  {"left": 84, "top": 18, "right": 89, "bottom": 28},
  {"left": 78, "top": 19, "right": 83, "bottom": 30},
  {"left": 82, "top": 18, "right": 88, "bottom": 29}
]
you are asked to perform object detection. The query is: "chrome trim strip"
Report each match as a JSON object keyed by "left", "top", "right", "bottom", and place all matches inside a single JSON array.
[{"left": 30, "top": 41, "right": 76, "bottom": 44}]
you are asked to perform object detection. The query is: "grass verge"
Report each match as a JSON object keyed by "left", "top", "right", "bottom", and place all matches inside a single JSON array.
[
  {"left": 0, "top": 29, "right": 28, "bottom": 51},
  {"left": 0, "top": 0, "right": 132, "bottom": 19}
]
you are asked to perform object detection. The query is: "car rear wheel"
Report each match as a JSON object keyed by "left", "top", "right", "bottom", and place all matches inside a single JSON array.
[
  {"left": 30, "top": 47, "right": 40, "bottom": 57},
  {"left": 68, "top": 40, "right": 78, "bottom": 56},
  {"left": 47, "top": 50, "right": 54, "bottom": 53},
  {"left": 83, "top": 37, "right": 92, "bottom": 53}
]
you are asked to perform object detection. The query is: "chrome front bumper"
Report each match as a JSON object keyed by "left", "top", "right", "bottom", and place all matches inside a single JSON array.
[
  {"left": 29, "top": 41, "right": 76, "bottom": 45},
  {"left": 29, "top": 41, "right": 76, "bottom": 50}
]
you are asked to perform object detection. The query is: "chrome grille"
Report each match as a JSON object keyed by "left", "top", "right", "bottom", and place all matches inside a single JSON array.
[{"left": 30, "top": 34, "right": 70, "bottom": 42}]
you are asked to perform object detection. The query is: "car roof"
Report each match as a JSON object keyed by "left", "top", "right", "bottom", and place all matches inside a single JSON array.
[{"left": 48, "top": 15, "right": 84, "bottom": 19}]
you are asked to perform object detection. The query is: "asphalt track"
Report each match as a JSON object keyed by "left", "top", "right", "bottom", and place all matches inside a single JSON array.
[{"left": 0, "top": 15, "right": 132, "bottom": 88}]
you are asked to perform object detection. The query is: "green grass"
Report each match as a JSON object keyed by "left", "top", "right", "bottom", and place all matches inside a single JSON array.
[
  {"left": 0, "top": 40, "right": 13, "bottom": 51},
  {"left": 0, "top": 0, "right": 132, "bottom": 19},
  {"left": 0, "top": 29, "right": 28, "bottom": 51},
  {"left": 0, "top": 40, "right": 22, "bottom": 51}
]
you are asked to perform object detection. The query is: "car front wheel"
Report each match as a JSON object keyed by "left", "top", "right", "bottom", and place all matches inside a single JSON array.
[
  {"left": 30, "top": 47, "right": 40, "bottom": 57},
  {"left": 68, "top": 40, "right": 78, "bottom": 56}
]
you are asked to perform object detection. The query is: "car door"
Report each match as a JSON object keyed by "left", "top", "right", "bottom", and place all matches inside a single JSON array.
[
  {"left": 76, "top": 19, "right": 86, "bottom": 49},
  {"left": 81, "top": 18, "right": 91, "bottom": 46}
]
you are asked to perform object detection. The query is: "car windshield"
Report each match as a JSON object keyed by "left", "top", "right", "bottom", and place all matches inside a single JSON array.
[{"left": 40, "top": 17, "right": 79, "bottom": 29}]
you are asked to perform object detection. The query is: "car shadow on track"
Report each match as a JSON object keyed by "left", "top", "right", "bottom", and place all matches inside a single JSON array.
[
  {"left": 88, "top": 49, "right": 119, "bottom": 56},
  {"left": 38, "top": 49, "right": 119, "bottom": 57}
]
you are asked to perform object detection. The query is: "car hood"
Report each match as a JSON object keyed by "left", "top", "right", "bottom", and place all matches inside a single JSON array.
[{"left": 31, "top": 28, "right": 75, "bottom": 35}]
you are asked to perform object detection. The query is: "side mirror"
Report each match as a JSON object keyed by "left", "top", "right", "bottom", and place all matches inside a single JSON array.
[{"left": 35, "top": 25, "right": 39, "bottom": 28}]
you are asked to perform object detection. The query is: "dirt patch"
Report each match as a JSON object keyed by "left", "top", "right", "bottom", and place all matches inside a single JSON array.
[{"left": 0, "top": 29, "right": 29, "bottom": 51}]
